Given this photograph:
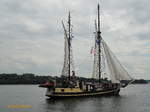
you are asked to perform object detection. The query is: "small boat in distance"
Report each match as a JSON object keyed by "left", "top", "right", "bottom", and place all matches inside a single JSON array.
[{"left": 39, "top": 4, "right": 133, "bottom": 98}]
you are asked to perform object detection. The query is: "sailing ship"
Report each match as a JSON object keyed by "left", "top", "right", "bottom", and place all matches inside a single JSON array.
[{"left": 39, "top": 4, "right": 133, "bottom": 98}]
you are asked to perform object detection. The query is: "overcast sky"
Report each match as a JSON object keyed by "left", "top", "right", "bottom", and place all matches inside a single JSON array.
[{"left": 0, "top": 0, "right": 150, "bottom": 79}]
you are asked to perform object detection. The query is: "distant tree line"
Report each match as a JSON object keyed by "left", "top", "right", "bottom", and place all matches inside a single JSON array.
[
  {"left": 132, "top": 79, "right": 149, "bottom": 84},
  {"left": 121, "top": 79, "right": 149, "bottom": 84},
  {"left": 0, "top": 73, "right": 149, "bottom": 84},
  {"left": 0, "top": 73, "right": 52, "bottom": 84}
]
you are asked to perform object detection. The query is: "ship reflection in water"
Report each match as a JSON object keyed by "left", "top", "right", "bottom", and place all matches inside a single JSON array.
[
  {"left": 45, "top": 96, "right": 123, "bottom": 112},
  {"left": 0, "top": 85, "right": 149, "bottom": 112}
]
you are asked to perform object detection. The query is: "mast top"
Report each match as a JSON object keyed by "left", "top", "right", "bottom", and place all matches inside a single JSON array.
[
  {"left": 68, "top": 11, "right": 71, "bottom": 26},
  {"left": 97, "top": 4, "right": 101, "bottom": 35}
]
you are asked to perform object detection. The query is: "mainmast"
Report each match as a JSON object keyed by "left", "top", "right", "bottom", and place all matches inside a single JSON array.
[
  {"left": 68, "top": 12, "right": 71, "bottom": 80},
  {"left": 97, "top": 4, "right": 102, "bottom": 83}
]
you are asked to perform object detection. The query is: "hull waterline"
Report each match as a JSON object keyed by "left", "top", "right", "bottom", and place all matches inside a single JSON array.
[{"left": 46, "top": 88, "right": 120, "bottom": 98}]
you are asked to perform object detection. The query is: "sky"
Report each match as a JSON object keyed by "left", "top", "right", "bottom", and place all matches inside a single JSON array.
[{"left": 0, "top": 0, "right": 150, "bottom": 79}]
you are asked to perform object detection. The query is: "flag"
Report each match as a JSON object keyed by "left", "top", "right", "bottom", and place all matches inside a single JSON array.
[
  {"left": 96, "top": 39, "right": 100, "bottom": 44},
  {"left": 90, "top": 47, "right": 96, "bottom": 54}
]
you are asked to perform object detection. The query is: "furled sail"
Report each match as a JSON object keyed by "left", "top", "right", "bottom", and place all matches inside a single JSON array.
[{"left": 61, "top": 21, "right": 75, "bottom": 76}]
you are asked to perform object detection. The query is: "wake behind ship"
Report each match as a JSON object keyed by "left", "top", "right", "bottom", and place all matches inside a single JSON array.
[{"left": 39, "top": 4, "right": 133, "bottom": 98}]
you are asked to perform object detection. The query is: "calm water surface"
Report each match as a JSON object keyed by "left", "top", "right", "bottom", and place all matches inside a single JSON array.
[{"left": 0, "top": 84, "right": 150, "bottom": 112}]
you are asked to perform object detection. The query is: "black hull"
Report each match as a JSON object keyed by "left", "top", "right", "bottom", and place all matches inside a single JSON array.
[{"left": 46, "top": 88, "right": 120, "bottom": 98}]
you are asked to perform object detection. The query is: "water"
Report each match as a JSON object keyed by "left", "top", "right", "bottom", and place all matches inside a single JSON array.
[{"left": 0, "top": 84, "right": 150, "bottom": 112}]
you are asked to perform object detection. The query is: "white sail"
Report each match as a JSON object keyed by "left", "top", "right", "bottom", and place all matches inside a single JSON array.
[
  {"left": 92, "top": 23, "right": 133, "bottom": 83},
  {"left": 61, "top": 27, "right": 69, "bottom": 76},
  {"left": 61, "top": 21, "right": 75, "bottom": 76},
  {"left": 101, "top": 40, "right": 133, "bottom": 83}
]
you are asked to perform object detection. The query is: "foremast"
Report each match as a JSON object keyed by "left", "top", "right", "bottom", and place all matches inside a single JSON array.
[
  {"left": 68, "top": 12, "right": 71, "bottom": 80},
  {"left": 61, "top": 12, "right": 74, "bottom": 81}
]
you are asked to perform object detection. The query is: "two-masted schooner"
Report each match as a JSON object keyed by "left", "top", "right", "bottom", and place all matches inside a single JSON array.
[{"left": 39, "top": 4, "right": 133, "bottom": 98}]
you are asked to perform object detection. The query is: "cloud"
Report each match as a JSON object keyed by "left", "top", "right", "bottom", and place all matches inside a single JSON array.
[{"left": 0, "top": 0, "right": 150, "bottom": 79}]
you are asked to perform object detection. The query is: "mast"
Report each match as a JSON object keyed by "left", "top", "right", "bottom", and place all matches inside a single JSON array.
[
  {"left": 97, "top": 4, "right": 102, "bottom": 83},
  {"left": 68, "top": 12, "right": 71, "bottom": 80}
]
